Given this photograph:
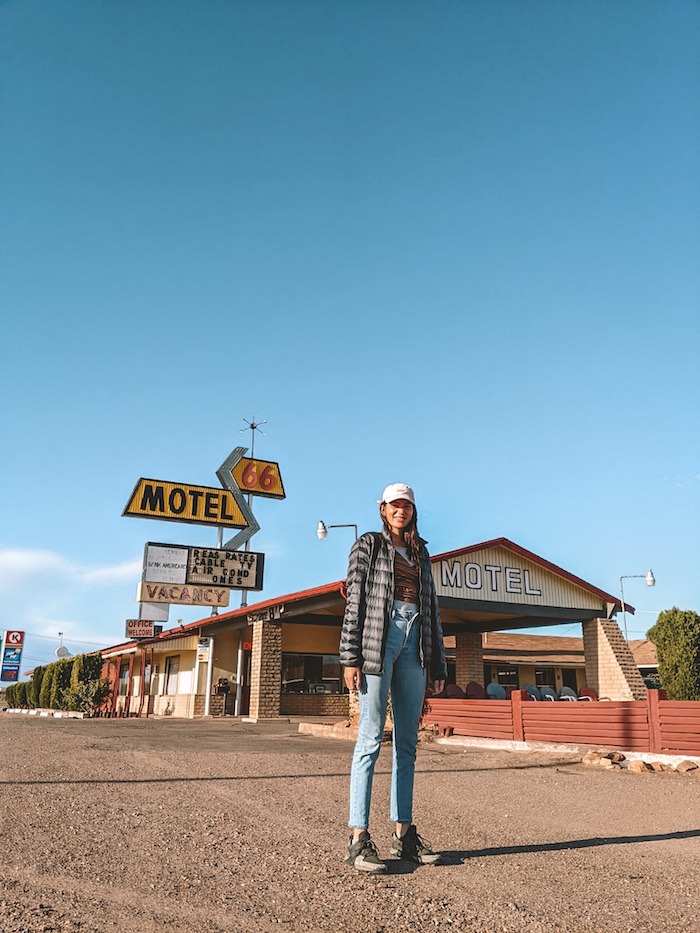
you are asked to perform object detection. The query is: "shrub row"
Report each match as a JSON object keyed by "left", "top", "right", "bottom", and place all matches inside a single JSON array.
[{"left": 4, "top": 652, "right": 110, "bottom": 714}]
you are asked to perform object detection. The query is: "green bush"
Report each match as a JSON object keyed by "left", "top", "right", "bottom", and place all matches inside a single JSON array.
[
  {"left": 63, "top": 652, "right": 111, "bottom": 714},
  {"left": 648, "top": 607, "right": 700, "bottom": 701},
  {"left": 5, "top": 683, "right": 16, "bottom": 706},
  {"left": 62, "top": 678, "right": 111, "bottom": 713},
  {"left": 16, "top": 681, "right": 27, "bottom": 707},
  {"left": 26, "top": 665, "right": 44, "bottom": 709},
  {"left": 70, "top": 653, "right": 85, "bottom": 691},
  {"left": 39, "top": 665, "right": 53, "bottom": 708},
  {"left": 49, "top": 659, "right": 73, "bottom": 709}
]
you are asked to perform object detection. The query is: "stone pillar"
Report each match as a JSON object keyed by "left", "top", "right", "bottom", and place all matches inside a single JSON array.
[
  {"left": 582, "top": 617, "right": 647, "bottom": 700},
  {"left": 455, "top": 631, "right": 484, "bottom": 687},
  {"left": 248, "top": 619, "right": 282, "bottom": 720}
]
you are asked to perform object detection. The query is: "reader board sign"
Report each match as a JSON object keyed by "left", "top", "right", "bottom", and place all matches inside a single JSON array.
[
  {"left": 125, "top": 620, "right": 164, "bottom": 639},
  {"left": 137, "top": 582, "right": 231, "bottom": 607},
  {"left": 143, "top": 543, "right": 265, "bottom": 591},
  {"left": 144, "top": 544, "right": 189, "bottom": 584},
  {"left": 188, "top": 547, "right": 264, "bottom": 590},
  {"left": 1, "top": 665, "right": 19, "bottom": 682}
]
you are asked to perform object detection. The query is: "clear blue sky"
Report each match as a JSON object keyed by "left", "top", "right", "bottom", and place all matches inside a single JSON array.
[{"left": 2, "top": 0, "right": 698, "bottom": 675}]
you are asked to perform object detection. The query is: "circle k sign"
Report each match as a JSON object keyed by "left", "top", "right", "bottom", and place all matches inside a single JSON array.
[{"left": 5, "top": 631, "right": 25, "bottom": 646}]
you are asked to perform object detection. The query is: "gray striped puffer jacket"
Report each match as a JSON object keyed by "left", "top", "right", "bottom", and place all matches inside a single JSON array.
[{"left": 339, "top": 529, "right": 447, "bottom": 681}]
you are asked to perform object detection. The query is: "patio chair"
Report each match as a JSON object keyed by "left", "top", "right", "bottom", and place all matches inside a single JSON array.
[
  {"left": 465, "top": 681, "right": 487, "bottom": 699},
  {"left": 442, "top": 683, "right": 465, "bottom": 699},
  {"left": 521, "top": 683, "right": 541, "bottom": 701},
  {"left": 558, "top": 686, "right": 578, "bottom": 701},
  {"left": 539, "top": 686, "right": 558, "bottom": 701},
  {"left": 486, "top": 682, "right": 507, "bottom": 700},
  {"left": 578, "top": 687, "right": 598, "bottom": 701}
]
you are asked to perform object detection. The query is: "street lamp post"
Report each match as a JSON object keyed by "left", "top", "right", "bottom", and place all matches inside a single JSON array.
[
  {"left": 316, "top": 521, "right": 358, "bottom": 542},
  {"left": 619, "top": 569, "right": 656, "bottom": 641}
]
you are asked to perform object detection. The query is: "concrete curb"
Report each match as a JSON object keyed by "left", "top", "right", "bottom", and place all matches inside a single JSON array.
[
  {"left": 435, "top": 733, "right": 700, "bottom": 768},
  {"left": 2, "top": 707, "right": 86, "bottom": 719}
]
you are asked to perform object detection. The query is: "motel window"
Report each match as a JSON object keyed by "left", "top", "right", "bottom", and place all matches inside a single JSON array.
[
  {"left": 164, "top": 656, "right": 180, "bottom": 695},
  {"left": 493, "top": 667, "right": 519, "bottom": 689},
  {"left": 118, "top": 661, "right": 130, "bottom": 696},
  {"left": 535, "top": 668, "right": 556, "bottom": 689},
  {"left": 281, "top": 653, "right": 345, "bottom": 695}
]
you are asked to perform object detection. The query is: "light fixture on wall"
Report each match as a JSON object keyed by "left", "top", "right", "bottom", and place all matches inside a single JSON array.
[
  {"left": 316, "top": 521, "right": 358, "bottom": 541},
  {"left": 619, "top": 570, "right": 656, "bottom": 641}
]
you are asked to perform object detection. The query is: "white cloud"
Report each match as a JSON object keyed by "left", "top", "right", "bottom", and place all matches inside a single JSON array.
[
  {"left": 0, "top": 548, "right": 140, "bottom": 592},
  {"left": 0, "top": 548, "right": 142, "bottom": 669}
]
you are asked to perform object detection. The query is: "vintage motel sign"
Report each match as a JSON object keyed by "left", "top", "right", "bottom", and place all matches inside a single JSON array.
[
  {"left": 230, "top": 457, "right": 285, "bottom": 499},
  {"left": 123, "top": 479, "right": 248, "bottom": 529}
]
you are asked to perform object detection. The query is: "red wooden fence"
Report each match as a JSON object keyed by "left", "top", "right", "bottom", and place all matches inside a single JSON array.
[{"left": 422, "top": 689, "right": 700, "bottom": 756}]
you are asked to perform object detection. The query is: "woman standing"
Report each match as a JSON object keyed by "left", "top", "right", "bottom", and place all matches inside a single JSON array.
[{"left": 340, "top": 482, "right": 446, "bottom": 872}]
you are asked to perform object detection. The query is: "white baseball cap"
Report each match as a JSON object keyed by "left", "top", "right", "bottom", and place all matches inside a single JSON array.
[{"left": 378, "top": 483, "right": 415, "bottom": 506}]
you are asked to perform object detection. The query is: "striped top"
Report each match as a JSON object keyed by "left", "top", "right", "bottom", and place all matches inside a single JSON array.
[{"left": 394, "top": 549, "right": 419, "bottom": 605}]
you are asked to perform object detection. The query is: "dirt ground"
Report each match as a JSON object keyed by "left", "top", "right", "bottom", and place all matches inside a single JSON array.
[{"left": 1, "top": 713, "right": 699, "bottom": 933}]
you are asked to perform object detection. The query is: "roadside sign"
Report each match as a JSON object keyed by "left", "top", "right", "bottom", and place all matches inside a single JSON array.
[
  {"left": 247, "top": 603, "right": 284, "bottom": 624},
  {"left": 143, "top": 543, "right": 188, "bottom": 584},
  {"left": 137, "top": 582, "right": 231, "bottom": 608},
  {"left": 123, "top": 479, "right": 249, "bottom": 529},
  {"left": 143, "top": 543, "right": 265, "bottom": 591},
  {"left": 197, "top": 637, "right": 211, "bottom": 662},
  {"left": 125, "top": 620, "right": 164, "bottom": 639},
  {"left": 187, "top": 547, "right": 264, "bottom": 590},
  {"left": 230, "top": 457, "right": 285, "bottom": 499},
  {"left": 2, "top": 631, "right": 24, "bottom": 682}
]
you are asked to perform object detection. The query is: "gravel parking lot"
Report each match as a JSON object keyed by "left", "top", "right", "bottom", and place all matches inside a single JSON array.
[{"left": 1, "top": 712, "right": 699, "bottom": 932}]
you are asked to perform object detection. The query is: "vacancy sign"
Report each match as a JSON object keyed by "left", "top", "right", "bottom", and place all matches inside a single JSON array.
[
  {"left": 2, "top": 630, "right": 24, "bottom": 682},
  {"left": 137, "top": 582, "right": 231, "bottom": 608}
]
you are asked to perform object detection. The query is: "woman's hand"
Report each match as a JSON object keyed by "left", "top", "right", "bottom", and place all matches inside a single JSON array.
[
  {"left": 432, "top": 679, "right": 445, "bottom": 695},
  {"left": 344, "top": 666, "right": 363, "bottom": 692}
]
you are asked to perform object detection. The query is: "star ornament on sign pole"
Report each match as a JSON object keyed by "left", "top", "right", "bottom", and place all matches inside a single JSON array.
[{"left": 217, "top": 446, "right": 261, "bottom": 550}]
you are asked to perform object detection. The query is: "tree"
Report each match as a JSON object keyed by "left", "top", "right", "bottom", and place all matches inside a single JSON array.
[
  {"left": 27, "top": 666, "right": 44, "bottom": 708},
  {"left": 648, "top": 607, "right": 700, "bottom": 701},
  {"left": 16, "top": 681, "right": 27, "bottom": 707},
  {"left": 49, "top": 659, "right": 73, "bottom": 709},
  {"left": 39, "top": 666, "right": 53, "bottom": 708},
  {"left": 63, "top": 652, "right": 111, "bottom": 714}
]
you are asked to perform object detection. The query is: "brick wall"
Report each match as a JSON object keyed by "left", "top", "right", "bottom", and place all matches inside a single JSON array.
[
  {"left": 193, "top": 694, "right": 235, "bottom": 717},
  {"left": 248, "top": 619, "right": 282, "bottom": 720},
  {"left": 582, "top": 617, "right": 647, "bottom": 700},
  {"left": 455, "top": 631, "right": 484, "bottom": 686},
  {"left": 280, "top": 694, "right": 349, "bottom": 716}
]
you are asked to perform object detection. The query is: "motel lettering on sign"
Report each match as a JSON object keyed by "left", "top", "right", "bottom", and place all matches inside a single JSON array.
[{"left": 123, "top": 479, "right": 248, "bottom": 529}]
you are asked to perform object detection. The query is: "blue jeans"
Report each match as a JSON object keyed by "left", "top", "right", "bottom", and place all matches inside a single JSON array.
[{"left": 348, "top": 608, "right": 427, "bottom": 829}]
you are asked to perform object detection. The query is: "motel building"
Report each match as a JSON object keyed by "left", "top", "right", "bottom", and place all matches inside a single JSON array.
[{"left": 101, "top": 537, "right": 647, "bottom": 720}]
